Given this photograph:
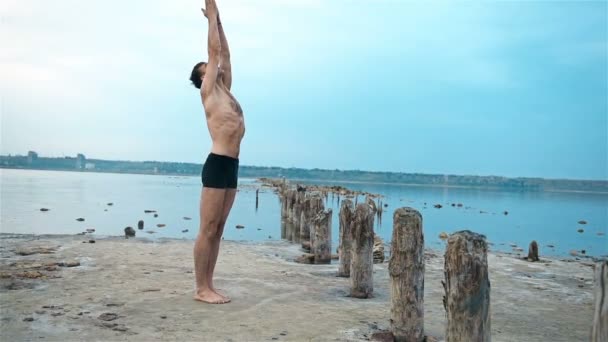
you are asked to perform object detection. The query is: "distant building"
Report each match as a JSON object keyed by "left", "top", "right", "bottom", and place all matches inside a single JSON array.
[
  {"left": 27, "top": 151, "right": 38, "bottom": 164},
  {"left": 85, "top": 162, "right": 95, "bottom": 170},
  {"left": 76, "top": 154, "right": 86, "bottom": 169}
]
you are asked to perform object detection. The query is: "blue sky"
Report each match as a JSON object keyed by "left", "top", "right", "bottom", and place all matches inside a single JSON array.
[{"left": 1, "top": 0, "right": 606, "bottom": 180}]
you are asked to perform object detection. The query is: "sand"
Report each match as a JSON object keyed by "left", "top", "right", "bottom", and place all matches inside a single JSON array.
[{"left": 0, "top": 234, "right": 598, "bottom": 341}]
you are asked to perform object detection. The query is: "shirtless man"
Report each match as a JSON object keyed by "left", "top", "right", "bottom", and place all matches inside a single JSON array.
[{"left": 189, "top": 0, "right": 244, "bottom": 304}]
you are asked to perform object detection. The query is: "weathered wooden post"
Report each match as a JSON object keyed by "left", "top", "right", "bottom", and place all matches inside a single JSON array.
[
  {"left": 312, "top": 209, "right": 332, "bottom": 264},
  {"left": 350, "top": 201, "right": 376, "bottom": 298},
  {"left": 337, "top": 199, "right": 354, "bottom": 277},
  {"left": 305, "top": 195, "right": 324, "bottom": 248},
  {"left": 527, "top": 240, "right": 539, "bottom": 262},
  {"left": 255, "top": 189, "right": 259, "bottom": 210},
  {"left": 444, "top": 230, "right": 491, "bottom": 342},
  {"left": 292, "top": 190, "right": 305, "bottom": 243},
  {"left": 592, "top": 261, "right": 608, "bottom": 342},
  {"left": 389, "top": 207, "right": 424, "bottom": 342}
]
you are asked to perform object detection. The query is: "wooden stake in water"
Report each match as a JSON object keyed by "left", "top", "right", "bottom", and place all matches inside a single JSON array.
[
  {"left": 389, "top": 207, "right": 424, "bottom": 342},
  {"left": 444, "top": 230, "right": 491, "bottom": 342}
]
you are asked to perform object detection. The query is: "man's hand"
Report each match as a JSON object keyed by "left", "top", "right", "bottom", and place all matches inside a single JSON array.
[{"left": 201, "top": 8, "right": 208, "bottom": 18}]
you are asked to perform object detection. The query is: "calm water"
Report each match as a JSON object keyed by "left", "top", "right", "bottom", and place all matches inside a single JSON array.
[{"left": 1, "top": 169, "right": 606, "bottom": 257}]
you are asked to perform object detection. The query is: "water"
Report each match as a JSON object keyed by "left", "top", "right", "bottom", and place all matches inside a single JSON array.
[{"left": 1, "top": 169, "right": 606, "bottom": 257}]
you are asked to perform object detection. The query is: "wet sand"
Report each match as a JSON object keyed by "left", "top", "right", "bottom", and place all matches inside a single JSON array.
[{"left": 0, "top": 234, "right": 597, "bottom": 341}]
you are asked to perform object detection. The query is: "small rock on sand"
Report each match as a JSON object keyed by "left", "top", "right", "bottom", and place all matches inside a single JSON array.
[
  {"left": 577, "top": 229, "right": 584, "bottom": 233},
  {"left": 154, "top": 214, "right": 158, "bottom": 218},
  {"left": 76, "top": 218, "right": 85, "bottom": 222},
  {"left": 439, "top": 232, "right": 449, "bottom": 240},
  {"left": 236, "top": 224, "right": 245, "bottom": 229},
  {"left": 23, "top": 317, "right": 34, "bottom": 322},
  {"left": 138, "top": 220, "right": 144, "bottom": 230},
  {"left": 88, "top": 240, "right": 96, "bottom": 243},
  {"left": 107, "top": 203, "right": 113, "bottom": 206},
  {"left": 40, "top": 208, "right": 50, "bottom": 212},
  {"left": 156, "top": 224, "right": 166, "bottom": 228},
  {"left": 370, "top": 331, "right": 394, "bottom": 342},
  {"left": 58, "top": 261, "right": 80, "bottom": 267},
  {"left": 183, "top": 217, "right": 191, "bottom": 220},
  {"left": 144, "top": 210, "right": 156, "bottom": 213},
  {"left": 98, "top": 313, "right": 118, "bottom": 321},
  {"left": 578, "top": 220, "right": 587, "bottom": 225},
  {"left": 434, "top": 204, "right": 442, "bottom": 209},
  {"left": 182, "top": 229, "right": 189, "bottom": 233}
]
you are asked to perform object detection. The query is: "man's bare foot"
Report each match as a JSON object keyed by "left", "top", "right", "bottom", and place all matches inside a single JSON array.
[
  {"left": 194, "top": 289, "right": 231, "bottom": 304},
  {"left": 211, "top": 287, "right": 231, "bottom": 301}
]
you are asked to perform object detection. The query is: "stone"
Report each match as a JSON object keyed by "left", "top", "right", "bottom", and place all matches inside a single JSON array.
[
  {"left": 504, "top": 211, "right": 509, "bottom": 215},
  {"left": 154, "top": 214, "right": 158, "bottom": 218},
  {"left": 86, "top": 228, "right": 95, "bottom": 233},
  {"left": 439, "top": 232, "right": 449, "bottom": 240},
  {"left": 58, "top": 261, "right": 80, "bottom": 267},
  {"left": 182, "top": 229, "right": 189, "bottom": 233},
  {"left": 76, "top": 218, "right": 85, "bottom": 222},
  {"left": 236, "top": 224, "right": 245, "bottom": 229},
  {"left": 577, "top": 228, "right": 584, "bottom": 233},
  {"left": 183, "top": 217, "right": 191, "bottom": 220},
  {"left": 88, "top": 240, "right": 96, "bottom": 243},
  {"left": 578, "top": 220, "right": 587, "bottom": 225},
  {"left": 294, "top": 253, "right": 315, "bottom": 264},
  {"left": 23, "top": 317, "right": 34, "bottom": 322},
  {"left": 144, "top": 210, "right": 156, "bottom": 213},
  {"left": 40, "top": 208, "right": 50, "bottom": 212},
  {"left": 124, "top": 227, "right": 136, "bottom": 238},
  {"left": 434, "top": 204, "right": 442, "bottom": 209},
  {"left": 107, "top": 203, "right": 113, "bottom": 206},
  {"left": 98, "top": 313, "right": 119, "bottom": 321},
  {"left": 138, "top": 220, "right": 144, "bottom": 230},
  {"left": 156, "top": 224, "right": 166, "bottom": 228}
]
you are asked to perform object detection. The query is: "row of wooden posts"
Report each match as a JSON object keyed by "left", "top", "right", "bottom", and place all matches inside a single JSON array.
[{"left": 278, "top": 184, "right": 607, "bottom": 342}]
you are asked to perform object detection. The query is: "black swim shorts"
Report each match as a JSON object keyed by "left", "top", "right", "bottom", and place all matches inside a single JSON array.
[{"left": 201, "top": 153, "right": 239, "bottom": 189}]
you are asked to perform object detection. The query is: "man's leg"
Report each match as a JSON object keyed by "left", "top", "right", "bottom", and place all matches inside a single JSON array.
[
  {"left": 208, "top": 188, "right": 237, "bottom": 298},
  {"left": 193, "top": 187, "right": 229, "bottom": 304}
]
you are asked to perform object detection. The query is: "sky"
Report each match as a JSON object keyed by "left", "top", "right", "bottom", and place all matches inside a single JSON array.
[{"left": 1, "top": 0, "right": 606, "bottom": 180}]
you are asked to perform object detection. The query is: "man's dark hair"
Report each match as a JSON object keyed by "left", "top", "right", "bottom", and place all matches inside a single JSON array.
[{"left": 189, "top": 62, "right": 207, "bottom": 89}]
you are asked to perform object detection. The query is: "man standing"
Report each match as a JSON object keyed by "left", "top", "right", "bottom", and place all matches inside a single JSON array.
[{"left": 189, "top": 0, "right": 245, "bottom": 304}]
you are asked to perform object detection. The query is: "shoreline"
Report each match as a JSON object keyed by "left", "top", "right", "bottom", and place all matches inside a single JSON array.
[
  {"left": 0, "top": 233, "right": 599, "bottom": 341},
  {"left": 3, "top": 167, "right": 607, "bottom": 195}
]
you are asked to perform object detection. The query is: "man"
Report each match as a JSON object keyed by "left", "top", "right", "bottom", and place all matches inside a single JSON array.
[{"left": 189, "top": 0, "right": 245, "bottom": 304}]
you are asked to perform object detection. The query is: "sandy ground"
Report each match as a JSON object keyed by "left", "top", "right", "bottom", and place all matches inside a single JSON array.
[{"left": 0, "top": 234, "right": 598, "bottom": 342}]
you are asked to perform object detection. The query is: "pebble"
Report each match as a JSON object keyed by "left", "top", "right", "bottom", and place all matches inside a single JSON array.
[
  {"left": 182, "top": 229, "right": 189, "bottom": 233},
  {"left": 89, "top": 240, "right": 96, "bottom": 243},
  {"left": 23, "top": 317, "right": 34, "bottom": 322},
  {"left": 98, "top": 313, "right": 118, "bottom": 321},
  {"left": 236, "top": 225, "right": 245, "bottom": 229},
  {"left": 107, "top": 203, "right": 113, "bottom": 206},
  {"left": 76, "top": 218, "right": 85, "bottom": 222},
  {"left": 578, "top": 220, "right": 587, "bottom": 225},
  {"left": 40, "top": 208, "right": 50, "bottom": 212},
  {"left": 183, "top": 217, "right": 192, "bottom": 220},
  {"left": 577, "top": 229, "right": 584, "bottom": 233},
  {"left": 160, "top": 315, "right": 167, "bottom": 319},
  {"left": 156, "top": 224, "right": 166, "bottom": 228}
]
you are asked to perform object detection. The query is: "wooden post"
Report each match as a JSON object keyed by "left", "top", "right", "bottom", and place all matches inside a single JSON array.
[
  {"left": 527, "top": 240, "right": 539, "bottom": 262},
  {"left": 299, "top": 197, "right": 311, "bottom": 242},
  {"left": 350, "top": 201, "right": 376, "bottom": 298},
  {"left": 337, "top": 199, "right": 354, "bottom": 277},
  {"left": 305, "top": 195, "right": 324, "bottom": 248},
  {"left": 444, "top": 230, "right": 490, "bottom": 342},
  {"left": 312, "top": 209, "right": 332, "bottom": 264},
  {"left": 389, "top": 207, "right": 424, "bottom": 342},
  {"left": 592, "top": 261, "right": 608, "bottom": 342},
  {"left": 292, "top": 191, "right": 305, "bottom": 242},
  {"left": 255, "top": 189, "right": 259, "bottom": 210}
]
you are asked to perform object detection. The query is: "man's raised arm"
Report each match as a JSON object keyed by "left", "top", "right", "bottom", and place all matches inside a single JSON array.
[
  {"left": 202, "top": 0, "right": 221, "bottom": 98},
  {"left": 217, "top": 13, "right": 232, "bottom": 90}
]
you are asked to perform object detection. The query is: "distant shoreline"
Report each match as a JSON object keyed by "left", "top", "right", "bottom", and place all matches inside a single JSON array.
[{"left": 2, "top": 166, "right": 608, "bottom": 195}]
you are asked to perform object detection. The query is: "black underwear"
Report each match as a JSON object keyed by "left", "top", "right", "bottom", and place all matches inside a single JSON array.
[{"left": 201, "top": 153, "right": 239, "bottom": 189}]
